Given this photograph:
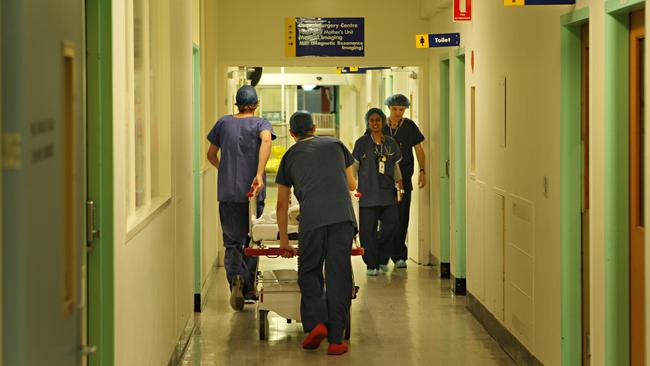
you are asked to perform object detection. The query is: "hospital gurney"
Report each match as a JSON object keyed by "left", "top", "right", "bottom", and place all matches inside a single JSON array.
[{"left": 244, "top": 189, "right": 363, "bottom": 340}]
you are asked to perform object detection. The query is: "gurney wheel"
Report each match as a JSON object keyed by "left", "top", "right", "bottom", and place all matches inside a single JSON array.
[
  {"left": 259, "top": 310, "right": 269, "bottom": 340},
  {"left": 344, "top": 311, "right": 351, "bottom": 340}
]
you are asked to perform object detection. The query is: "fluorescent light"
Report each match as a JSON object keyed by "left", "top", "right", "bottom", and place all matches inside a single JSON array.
[{"left": 302, "top": 85, "right": 317, "bottom": 91}]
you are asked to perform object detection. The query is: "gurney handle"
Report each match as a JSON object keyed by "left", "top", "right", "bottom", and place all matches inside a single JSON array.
[{"left": 245, "top": 247, "right": 365, "bottom": 257}]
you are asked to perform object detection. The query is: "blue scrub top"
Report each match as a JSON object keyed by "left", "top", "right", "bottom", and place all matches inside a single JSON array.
[
  {"left": 276, "top": 136, "right": 357, "bottom": 233},
  {"left": 383, "top": 118, "right": 425, "bottom": 191},
  {"left": 352, "top": 134, "right": 402, "bottom": 207},
  {"left": 207, "top": 115, "right": 276, "bottom": 203}
]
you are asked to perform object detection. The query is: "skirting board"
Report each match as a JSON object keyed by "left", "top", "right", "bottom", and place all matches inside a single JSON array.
[
  {"left": 194, "top": 259, "right": 219, "bottom": 312},
  {"left": 167, "top": 316, "right": 195, "bottom": 366},
  {"left": 430, "top": 254, "right": 451, "bottom": 279},
  {"left": 466, "top": 292, "right": 542, "bottom": 366},
  {"left": 451, "top": 274, "right": 466, "bottom": 295}
]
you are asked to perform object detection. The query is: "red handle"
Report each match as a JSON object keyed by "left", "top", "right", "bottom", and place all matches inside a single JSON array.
[{"left": 245, "top": 247, "right": 364, "bottom": 257}]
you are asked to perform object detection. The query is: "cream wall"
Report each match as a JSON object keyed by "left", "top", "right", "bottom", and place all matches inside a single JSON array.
[
  {"left": 582, "top": 1, "right": 606, "bottom": 364},
  {"left": 428, "top": 3, "right": 579, "bottom": 365},
  {"left": 200, "top": 0, "right": 221, "bottom": 285},
  {"left": 112, "top": 0, "right": 195, "bottom": 364},
  {"left": 426, "top": 1, "right": 650, "bottom": 365}
]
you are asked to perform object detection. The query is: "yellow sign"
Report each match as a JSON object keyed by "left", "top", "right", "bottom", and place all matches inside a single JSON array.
[
  {"left": 415, "top": 34, "right": 429, "bottom": 48},
  {"left": 285, "top": 18, "right": 297, "bottom": 57},
  {"left": 504, "top": 0, "right": 524, "bottom": 5}
]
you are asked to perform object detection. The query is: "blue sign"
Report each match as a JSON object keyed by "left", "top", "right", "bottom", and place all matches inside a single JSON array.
[
  {"left": 418, "top": 33, "right": 461, "bottom": 48},
  {"left": 338, "top": 66, "right": 391, "bottom": 74},
  {"left": 525, "top": 0, "right": 575, "bottom": 4},
  {"left": 291, "top": 18, "right": 365, "bottom": 57}
]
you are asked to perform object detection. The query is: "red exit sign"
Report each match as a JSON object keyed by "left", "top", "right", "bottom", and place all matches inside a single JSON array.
[{"left": 454, "top": 0, "right": 472, "bottom": 21}]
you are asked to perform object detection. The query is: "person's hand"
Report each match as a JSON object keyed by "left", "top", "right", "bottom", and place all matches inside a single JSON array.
[
  {"left": 280, "top": 240, "right": 298, "bottom": 258},
  {"left": 251, "top": 175, "right": 265, "bottom": 195},
  {"left": 418, "top": 171, "right": 426, "bottom": 188}
]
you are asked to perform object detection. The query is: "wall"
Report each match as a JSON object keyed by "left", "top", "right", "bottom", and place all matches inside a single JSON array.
[
  {"left": 112, "top": 0, "right": 194, "bottom": 364},
  {"left": 200, "top": 0, "right": 220, "bottom": 290},
  {"left": 428, "top": 3, "right": 579, "bottom": 364}
]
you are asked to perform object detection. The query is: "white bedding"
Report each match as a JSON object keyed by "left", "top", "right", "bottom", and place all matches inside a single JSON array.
[{"left": 251, "top": 223, "right": 299, "bottom": 242}]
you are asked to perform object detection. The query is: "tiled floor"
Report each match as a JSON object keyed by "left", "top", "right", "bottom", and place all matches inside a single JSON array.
[{"left": 180, "top": 257, "right": 516, "bottom": 366}]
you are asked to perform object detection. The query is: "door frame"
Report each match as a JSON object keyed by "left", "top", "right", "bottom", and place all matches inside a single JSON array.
[
  {"left": 560, "top": 7, "right": 590, "bottom": 365},
  {"left": 439, "top": 55, "right": 451, "bottom": 278},
  {"left": 604, "top": 1, "right": 645, "bottom": 364},
  {"left": 452, "top": 48, "right": 467, "bottom": 295},
  {"left": 86, "top": 0, "right": 114, "bottom": 365}
]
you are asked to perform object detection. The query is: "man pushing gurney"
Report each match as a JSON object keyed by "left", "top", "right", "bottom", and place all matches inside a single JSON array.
[{"left": 275, "top": 111, "right": 357, "bottom": 356}]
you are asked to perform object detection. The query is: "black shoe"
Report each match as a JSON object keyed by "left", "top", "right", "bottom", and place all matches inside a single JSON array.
[{"left": 230, "top": 275, "right": 244, "bottom": 311}]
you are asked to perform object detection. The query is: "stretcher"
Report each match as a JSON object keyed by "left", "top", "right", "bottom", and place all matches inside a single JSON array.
[{"left": 244, "top": 188, "right": 363, "bottom": 340}]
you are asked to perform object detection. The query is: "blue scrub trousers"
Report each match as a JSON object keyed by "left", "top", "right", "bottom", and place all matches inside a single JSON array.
[
  {"left": 219, "top": 201, "right": 263, "bottom": 298},
  {"left": 360, "top": 205, "right": 398, "bottom": 269},
  {"left": 392, "top": 189, "right": 411, "bottom": 262},
  {"left": 298, "top": 221, "right": 354, "bottom": 344}
]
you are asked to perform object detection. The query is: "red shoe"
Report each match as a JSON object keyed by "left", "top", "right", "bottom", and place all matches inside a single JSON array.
[
  {"left": 302, "top": 323, "right": 328, "bottom": 350},
  {"left": 328, "top": 343, "right": 348, "bottom": 355}
]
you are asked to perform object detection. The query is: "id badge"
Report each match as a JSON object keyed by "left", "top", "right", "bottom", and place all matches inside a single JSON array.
[{"left": 378, "top": 161, "right": 385, "bottom": 175}]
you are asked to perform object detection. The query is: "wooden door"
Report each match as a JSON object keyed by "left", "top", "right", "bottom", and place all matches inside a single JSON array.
[{"left": 629, "top": 10, "right": 645, "bottom": 366}]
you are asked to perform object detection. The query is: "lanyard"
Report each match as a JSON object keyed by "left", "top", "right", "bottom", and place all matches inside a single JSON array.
[{"left": 388, "top": 118, "right": 403, "bottom": 137}]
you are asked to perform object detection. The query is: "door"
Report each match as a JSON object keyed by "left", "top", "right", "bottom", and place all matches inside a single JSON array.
[
  {"left": 629, "top": 10, "right": 645, "bottom": 366},
  {"left": 453, "top": 53, "right": 467, "bottom": 294},
  {"left": 2, "top": 1, "right": 86, "bottom": 365},
  {"left": 439, "top": 59, "right": 451, "bottom": 277},
  {"left": 580, "top": 23, "right": 591, "bottom": 366}
]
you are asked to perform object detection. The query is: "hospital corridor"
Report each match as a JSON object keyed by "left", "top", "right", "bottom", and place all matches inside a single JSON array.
[{"left": 2, "top": 0, "right": 650, "bottom": 365}]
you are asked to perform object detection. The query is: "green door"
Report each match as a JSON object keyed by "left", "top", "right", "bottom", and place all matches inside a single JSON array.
[
  {"left": 453, "top": 52, "right": 467, "bottom": 295},
  {"left": 439, "top": 58, "right": 451, "bottom": 278},
  {"left": 3, "top": 0, "right": 86, "bottom": 364}
]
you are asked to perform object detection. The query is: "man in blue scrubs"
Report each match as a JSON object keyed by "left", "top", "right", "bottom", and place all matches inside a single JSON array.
[
  {"left": 276, "top": 111, "right": 357, "bottom": 355},
  {"left": 383, "top": 94, "right": 426, "bottom": 268},
  {"left": 206, "top": 85, "right": 275, "bottom": 311}
]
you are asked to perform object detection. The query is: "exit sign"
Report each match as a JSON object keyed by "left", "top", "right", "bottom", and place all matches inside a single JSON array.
[{"left": 454, "top": 0, "right": 472, "bottom": 21}]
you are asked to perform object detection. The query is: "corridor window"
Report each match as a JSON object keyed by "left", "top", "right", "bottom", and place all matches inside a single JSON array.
[{"left": 128, "top": 0, "right": 171, "bottom": 226}]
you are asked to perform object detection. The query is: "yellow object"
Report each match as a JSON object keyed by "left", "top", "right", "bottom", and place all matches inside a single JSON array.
[
  {"left": 266, "top": 145, "right": 287, "bottom": 173},
  {"left": 504, "top": 0, "right": 524, "bottom": 5},
  {"left": 272, "top": 145, "right": 287, "bottom": 158},
  {"left": 416, "top": 34, "right": 429, "bottom": 49}
]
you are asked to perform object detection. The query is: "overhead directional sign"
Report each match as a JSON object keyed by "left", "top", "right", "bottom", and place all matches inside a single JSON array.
[
  {"left": 337, "top": 66, "right": 391, "bottom": 74},
  {"left": 285, "top": 17, "right": 365, "bottom": 57},
  {"left": 504, "top": 0, "right": 575, "bottom": 5},
  {"left": 416, "top": 33, "right": 461, "bottom": 49}
]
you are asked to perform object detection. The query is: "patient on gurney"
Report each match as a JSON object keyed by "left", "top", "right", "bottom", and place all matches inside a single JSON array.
[{"left": 251, "top": 203, "right": 300, "bottom": 241}]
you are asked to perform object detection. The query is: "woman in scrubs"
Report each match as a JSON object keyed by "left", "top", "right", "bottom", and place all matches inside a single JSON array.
[{"left": 352, "top": 108, "right": 403, "bottom": 276}]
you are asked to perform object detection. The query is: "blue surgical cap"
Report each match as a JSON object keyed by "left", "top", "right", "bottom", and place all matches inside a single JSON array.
[
  {"left": 365, "top": 108, "right": 386, "bottom": 130},
  {"left": 385, "top": 94, "right": 410, "bottom": 108},
  {"left": 290, "top": 110, "right": 314, "bottom": 135},
  {"left": 235, "top": 85, "right": 259, "bottom": 106}
]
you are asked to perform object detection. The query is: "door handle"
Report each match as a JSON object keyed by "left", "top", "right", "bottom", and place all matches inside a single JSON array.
[{"left": 445, "top": 160, "right": 450, "bottom": 178}]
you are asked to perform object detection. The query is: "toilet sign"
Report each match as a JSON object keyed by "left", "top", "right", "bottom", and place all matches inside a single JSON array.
[
  {"left": 454, "top": 0, "right": 472, "bottom": 21},
  {"left": 416, "top": 33, "right": 461, "bottom": 48}
]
